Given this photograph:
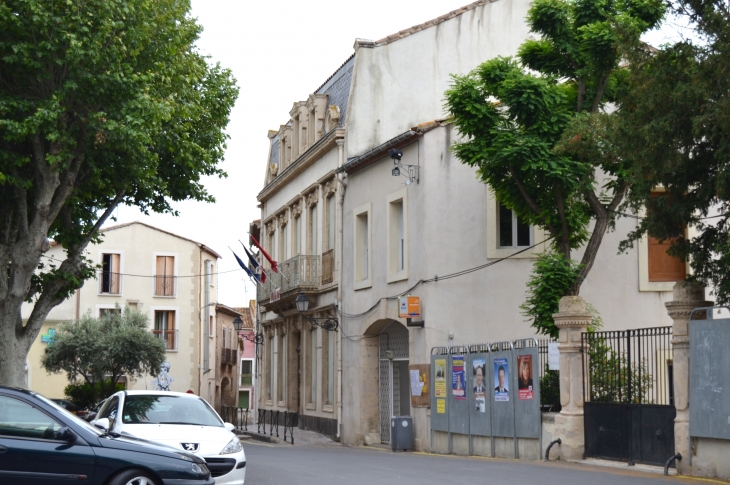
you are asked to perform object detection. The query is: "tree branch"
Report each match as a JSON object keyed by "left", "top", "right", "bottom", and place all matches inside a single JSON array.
[
  {"left": 577, "top": 79, "right": 587, "bottom": 112},
  {"left": 508, "top": 166, "right": 559, "bottom": 237},
  {"left": 591, "top": 75, "right": 610, "bottom": 113},
  {"left": 555, "top": 186, "right": 572, "bottom": 260}
]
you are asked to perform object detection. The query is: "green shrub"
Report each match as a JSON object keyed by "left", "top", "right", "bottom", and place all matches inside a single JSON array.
[{"left": 64, "top": 381, "right": 125, "bottom": 410}]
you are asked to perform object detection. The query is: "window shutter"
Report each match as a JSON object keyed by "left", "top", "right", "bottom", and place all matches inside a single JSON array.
[
  {"left": 155, "top": 256, "right": 165, "bottom": 295},
  {"left": 111, "top": 254, "right": 120, "bottom": 293},
  {"left": 648, "top": 192, "right": 686, "bottom": 282}
]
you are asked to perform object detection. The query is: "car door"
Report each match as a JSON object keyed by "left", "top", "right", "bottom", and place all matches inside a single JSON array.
[{"left": 0, "top": 394, "right": 96, "bottom": 484}]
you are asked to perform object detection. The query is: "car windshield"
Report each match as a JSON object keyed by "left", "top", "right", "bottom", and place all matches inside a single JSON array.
[
  {"left": 35, "top": 395, "right": 103, "bottom": 436},
  {"left": 121, "top": 395, "right": 223, "bottom": 427}
]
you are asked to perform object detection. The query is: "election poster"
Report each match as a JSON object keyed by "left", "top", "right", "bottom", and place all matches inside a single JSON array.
[
  {"left": 434, "top": 359, "right": 446, "bottom": 397},
  {"left": 517, "top": 355, "right": 534, "bottom": 400},
  {"left": 452, "top": 355, "right": 466, "bottom": 400},
  {"left": 494, "top": 358, "right": 509, "bottom": 402},
  {"left": 472, "top": 358, "right": 487, "bottom": 412}
]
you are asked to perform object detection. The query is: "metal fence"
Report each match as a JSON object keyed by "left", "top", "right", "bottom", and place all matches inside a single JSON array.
[
  {"left": 582, "top": 327, "right": 673, "bottom": 405},
  {"left": 220, "top": 406, "right": 252, "bottom": 431},
  {"left": 538, "top": 338, "right": 560, "bottom": 412},
  {"left": 256, "top": 409, "right": 297, "bottom": 445}
]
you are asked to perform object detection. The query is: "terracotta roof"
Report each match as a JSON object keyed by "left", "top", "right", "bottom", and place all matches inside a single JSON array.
[
  {"left": 373, "top": 0, "right": 494, "bottom": 46},
  {"left": 231, "top": 305, "right": 254, "bottom": 329},
  {"left": 215, "top": 303, "right": 244, "bottom": 318},
  {"left": 99, "top": 221, "right": 222, "bottom": 259}
]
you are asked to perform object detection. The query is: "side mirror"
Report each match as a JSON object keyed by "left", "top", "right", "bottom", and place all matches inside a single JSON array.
[
  {"left": 56, "top": 426, "right": 76, "bottom": 443},
  {"left": 93, "top": 418, "right": 110, "bottom": 431},
  {"left": 224, "top": 422, "right": 235, "bottom": 432}
]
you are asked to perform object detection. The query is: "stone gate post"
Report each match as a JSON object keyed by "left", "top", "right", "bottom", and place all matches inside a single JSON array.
[
  {"left": 665, "top": 281, "right": 712, "bottom": 475},
  {"left": 551, "top": 295, "right": 592, "bottom": 460}
]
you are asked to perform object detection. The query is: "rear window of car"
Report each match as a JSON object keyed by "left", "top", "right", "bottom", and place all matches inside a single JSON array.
[{"left": 122, "top": 395, "right": 223, "bottom": 427}]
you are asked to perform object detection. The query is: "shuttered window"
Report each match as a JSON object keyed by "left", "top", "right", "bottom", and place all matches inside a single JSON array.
[
  {"left": 648, "top": 193, "right": 686, "bottom": 282},
  {"left": 100, "top": 254, "right": 121, "bottom": 294},
  {"left": 155, "top": 256, "right": 175, "bottom": 296}
]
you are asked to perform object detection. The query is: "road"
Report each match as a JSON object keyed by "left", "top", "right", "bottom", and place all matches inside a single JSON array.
[{"left": 242, "top": 440, "right": 710, "bottom": 485}]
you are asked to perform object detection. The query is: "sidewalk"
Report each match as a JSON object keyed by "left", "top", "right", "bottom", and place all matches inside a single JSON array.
[{"left": 236, "top": 426, "right": 339, "bottom": 447}]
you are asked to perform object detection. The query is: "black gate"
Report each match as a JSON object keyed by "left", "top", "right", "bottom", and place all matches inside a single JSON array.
[{"left": 582, "top": 327, "right": 675, "bottom": 466}]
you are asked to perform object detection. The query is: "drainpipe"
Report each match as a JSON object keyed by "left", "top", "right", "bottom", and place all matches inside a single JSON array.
[
  {"left": 204, "top": 259, "right": 212, "bottom": 374},
  {"left": 335, "top": 135, "right": 346, "bottom": 440}
]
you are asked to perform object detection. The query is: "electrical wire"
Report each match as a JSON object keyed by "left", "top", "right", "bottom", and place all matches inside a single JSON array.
[{"left": 608, "top": 209, "right": 728, "bottom": 221}]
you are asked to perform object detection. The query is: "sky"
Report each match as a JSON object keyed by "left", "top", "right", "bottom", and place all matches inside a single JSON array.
[{"left": 107, "top": 0, "right": 693, "bottom": 307}]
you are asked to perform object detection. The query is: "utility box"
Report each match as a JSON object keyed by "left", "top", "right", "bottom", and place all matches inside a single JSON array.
[{"left": 390, "top": 416, "right": 413, "bottom": 452}]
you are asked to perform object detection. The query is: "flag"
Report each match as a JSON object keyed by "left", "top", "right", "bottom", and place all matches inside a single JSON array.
[
  {"left": 241, "top": 242, "right": 266, "bottom": 284},
  {"left": 231, "top": 249, "right": 261, "bottom": 285},
  {"left": 249, "top": 233, "right": 278, "bottom": 273}
]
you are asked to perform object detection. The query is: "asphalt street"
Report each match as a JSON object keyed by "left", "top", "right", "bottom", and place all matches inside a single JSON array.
[{"left": 242, "top": 441, "right": 713, "bottom": 485}]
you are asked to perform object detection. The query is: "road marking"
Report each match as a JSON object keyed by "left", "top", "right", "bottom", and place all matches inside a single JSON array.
[{"left": 243, "top": 440, "right": 276, "bottom": 448}]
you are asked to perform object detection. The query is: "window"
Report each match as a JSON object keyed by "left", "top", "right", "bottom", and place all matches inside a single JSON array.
[
  {"left": 154, "top": 310, "right": 176, "bottom": 350},
  {"left": 238, "top": 390, "right": 250, "bottom": 409},
  {"left": 241, "top": 360, "right": 253, "bottom": 386},
  {"left": 327, "top": 194, "right": 335, "bottom": 251},
  {"left": 278, "top": 334, "right": 286, "bottom": 403},
  {"left": 268, "top": 336, "right": 274, "bottom": 401},
  {"left": 498, "top": 202, "right": 531, "bottom": 248},
  {"left": 223, "top": 326, "right": 226, "bottom": 349},
  {"left": 0, "top": 396, "right": 62, "bottom": 440},
  {"left": 326, "top": 331, "right": 335, "bottom": 406},
  {"left": 387, "top": 190, "right": 408, "bottom": 282},
  {"left": 648, "top": 193, "right": 686, "bottom": 282},
  {"left": 99, "top": 307, "right": 121, "bottom": 318},
  {"left": 354, "top": 203, "right": 371, "bottom": 289},
  {"left": 155, "top": 256, "right": 175, "bottom": 296},
  {"left": 310, "top": 327, "right": 317, "bottom": 404},
  {"left": 100, "top": 253, "right": 121, "bottom": 294},
  {"left": 279, "top": 222, "right": 287, "bottom": 262},
  {"left": 310, "top": 204, "right": 318, "bottom": 255},
  {"left": 294, "top": 215, "right": 302, "bottom": 255}
]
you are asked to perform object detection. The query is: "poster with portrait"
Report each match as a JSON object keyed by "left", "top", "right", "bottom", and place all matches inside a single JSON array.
[
  {"left": 435, "top": 359, "right": 446, "bottom": 397},
  {"left": 452, "top": 355, "right": 466, "bottom": 400},
  {"left": 494, "top": 358, "right": 509, "bottom": 402},
  {"left": 517, "top": 355, "right": 534, "bottom": 400},
  {"left": 472, "top": 358, "right": 487, "bottom": 412}
]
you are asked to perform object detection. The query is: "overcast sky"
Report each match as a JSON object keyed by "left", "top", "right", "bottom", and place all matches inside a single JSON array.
[{"left": 107, "top": 0, "right": 691, "bottom": 307}]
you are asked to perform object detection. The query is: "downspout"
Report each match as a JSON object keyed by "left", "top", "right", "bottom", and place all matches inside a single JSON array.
[
  {"left": 335, "top": 135, "right": 346, "bottom": 440},
  {"left": 204, "top": 259, "right": 212, "bottom": 375},
  {"left": 198, "top": 249, "right": 202, "bottom": 395}
]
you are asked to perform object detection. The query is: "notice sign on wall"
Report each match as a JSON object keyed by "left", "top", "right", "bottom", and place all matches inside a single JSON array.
[
  {"left": 434, "top": 359, "right": 446, "bottom": 397},
  {"left": 548, "top": 342, "right": 560, "bottom": 371},
  {"left": 399, "top": 295, "right": 421, "bottom": 318},
  {"left": 452, "top": 355, "right": 466, "bottom": 400},
  {"left": 436, "top": 399, "right": 446, "bottom": 414}
]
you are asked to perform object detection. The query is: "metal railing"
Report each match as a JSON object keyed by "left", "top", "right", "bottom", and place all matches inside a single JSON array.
[
  {"left": 221, "top": 348, "right": 238, "bottom": 366},
  {"left": 153, "top": 329, "right": 178, "bottom": 351},
  {"left": 256, "top": 409, "right": 296, "bottom": 445},
  {"left": 538, "top": 338, "right": 560, "bottom": 412},
  {"left": 221, "top": 406, "right": 252, "bottom": 431},
  {"left": 99, "top": 271, "right": 122, "bottom": 294},
  {"left": 257, "top": 254, "right": 320, "bottom": 302},
  {"left": 154, "top": 275, "right": 176, "bottom": 296},
  {"left": 582, "top": 326, "right": 673, "bottom": 405}
]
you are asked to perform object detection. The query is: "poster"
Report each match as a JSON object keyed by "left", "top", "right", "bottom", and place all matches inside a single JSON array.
[
  {"left": 452, "top": 355, "right": 466, "bottom": 400},
  {"left": 517, "top": 355, "right": 534, "bottom": 400},
  {"left": 436, "top": 399, "right": 446, "bottom": 414},
  {"left": 472, "top": 358, "right": 487, "bottom": 412},
  {"left": 434, "top": 359, "right": 446, "bottom": 397},
  {"left": 494, "top": 358, "right": 509, "bottom": 402},
  {"left": 410, "top": 369, "right": 425, "bottom": 397},
  {"left": 548, "top": 342, "right": 560, "bottom": 371}
]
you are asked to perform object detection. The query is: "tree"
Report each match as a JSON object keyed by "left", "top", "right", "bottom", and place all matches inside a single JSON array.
[
  {"left": 445, "top": 0, "right": 665, "bottom": 335},
  {"left": 0, "top": 0, "right": 238, "bottom": 386},
  {"left": 616, "top": 0, "right": 730, "bottom": 303},
  {"left": 42, "top": 307, "right": 166, "bottom": 402}
]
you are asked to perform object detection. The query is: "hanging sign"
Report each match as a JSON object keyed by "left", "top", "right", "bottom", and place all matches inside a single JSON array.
[{"left": 399, "top": 295, "right": 421, "bottom": 319}]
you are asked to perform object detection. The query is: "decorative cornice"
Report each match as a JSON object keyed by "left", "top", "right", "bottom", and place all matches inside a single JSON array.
[
  {"left": 266, "top": 222, "right": 276, "bottom": 236},
  {"left": 290, "top": 201, "right": 302, "bottom": 219},
  {"left": 278, "top": 211, "right": 289, "bottom": 228},
  {"left": 258, "top": 129, "right": 339, "bottom": 202},
  {"left": 552, "top": 312, "right": 592, "bottom": 328},
  {"left": 322, "top": 179, "right": 336, "bottom": 197},
  {"left": 306, "top": 190, "right": 319, "bottom": 208}
]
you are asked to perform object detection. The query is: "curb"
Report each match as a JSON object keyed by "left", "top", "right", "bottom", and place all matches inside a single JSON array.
[{"left": 236, "top": 430, "right": 286, "bottom": 445}]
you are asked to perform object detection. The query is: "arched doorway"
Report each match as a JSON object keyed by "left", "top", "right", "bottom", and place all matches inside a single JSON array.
[{"left": 378, "top": 321, "right": 410, "bottom": 443}]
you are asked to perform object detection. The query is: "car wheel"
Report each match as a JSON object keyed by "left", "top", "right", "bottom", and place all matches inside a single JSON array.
[{"left": 107, "top": 469, "right": 158, "bottom": 485}]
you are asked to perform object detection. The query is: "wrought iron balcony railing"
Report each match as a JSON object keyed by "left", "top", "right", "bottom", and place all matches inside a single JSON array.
[
  {"left": 222, "top": 348, "right": 238, "bottom": 366},
  {"left": 257, "top": 254, "right": 320, "bottom": 303}
]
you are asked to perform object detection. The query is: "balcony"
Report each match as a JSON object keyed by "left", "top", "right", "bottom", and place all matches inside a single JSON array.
[
  {"left": 99, "top": 271, "right": 122, "bottom": 295},
  {"left": 222, "top": 348, "right": 238, "bottom": 366},
  {"left": 153, "top": 329, "right": 178, "bottom": 351},
  {"left": 257, "top": 254, "right": 320, "bottom": 306}
]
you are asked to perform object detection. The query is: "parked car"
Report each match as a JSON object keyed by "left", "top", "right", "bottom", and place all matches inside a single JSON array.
[
  {"left": 93, "top": 391, "right": 246, "bottom": 485},
  {"left": 50, "top": 398, "right": 83, "bottom": 416},
  {"left": 0, "top": 386, "right": 214, "bottom": 485},
  {"left": 84, "top": 397, "right": 108, "bottom": 422}
]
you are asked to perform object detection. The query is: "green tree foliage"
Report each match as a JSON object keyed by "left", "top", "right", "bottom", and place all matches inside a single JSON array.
[
  {"left": 0, "top": 0, "right": 238, "bottom": 385},
  {"left": 616, "top": 1, "right": 730, "bottom": 303},
  {"left": 42, "top": 307, "right": 166, "bottom": 401},
  {"left": 586, "top": 338, "right": 654, "bottom": 403},
  {"left": 64, "top": 380, "right": 125, "bottom": 410},
  {"left": 445, "top": 0, "right": 665, "bottom": 334}
]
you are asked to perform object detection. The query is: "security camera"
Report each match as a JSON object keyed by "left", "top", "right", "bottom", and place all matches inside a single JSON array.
[{"left": 389, "top": 148, "right": 403, "bottom": 161}]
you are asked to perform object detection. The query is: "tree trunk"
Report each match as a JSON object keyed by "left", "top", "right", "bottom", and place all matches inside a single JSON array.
[{"left": 0, "top": 313, "right": 32, "bottom": 388}]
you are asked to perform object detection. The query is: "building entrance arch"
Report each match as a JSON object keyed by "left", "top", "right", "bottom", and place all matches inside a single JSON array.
[{"left": 377, "top": 320, "right": 410, "bottom": 443}]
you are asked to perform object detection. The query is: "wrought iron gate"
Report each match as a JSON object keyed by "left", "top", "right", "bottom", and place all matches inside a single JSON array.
[
  {"left": 378, "top": 321, "right": 409, "bottom": 443},
  {"left": 582, "top": 327, "right": 675, "bottom": 466}
]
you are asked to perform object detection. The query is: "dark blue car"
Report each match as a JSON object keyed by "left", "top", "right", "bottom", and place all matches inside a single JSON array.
[{"left": 0, "top": 386, "right": 214, "bottom": 485}]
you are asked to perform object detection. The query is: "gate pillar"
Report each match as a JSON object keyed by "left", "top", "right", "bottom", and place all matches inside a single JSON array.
[
  {"left": 665, "top": 281, "right": 712, "bottom": 475},
  {"left": 551, "top": 295, "right": 592, "bottom": 460}
]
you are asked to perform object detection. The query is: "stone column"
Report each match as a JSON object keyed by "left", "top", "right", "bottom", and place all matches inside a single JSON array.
[
  {"left": 551, "top": 295, "right": 593, "bottom": 460},
  {"left": 665, "top": 281, "right": 712, "bottom": 475}
]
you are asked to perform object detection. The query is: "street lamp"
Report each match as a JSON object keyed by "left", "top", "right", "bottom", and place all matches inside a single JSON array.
[
  {"left": 232, "top": 316, "right": 243, "bottom": 331},
  {"left": 294, "top": 292, "right": 338, "bottom": 332}
]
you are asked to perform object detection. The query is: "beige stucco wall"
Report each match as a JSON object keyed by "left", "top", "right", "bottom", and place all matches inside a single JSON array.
[
  {"left": 23, "top": 223, "right": 219, "bottom": 401},
  {"left": 339, "top": 125, "right": 675, "bottom": 448}
]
